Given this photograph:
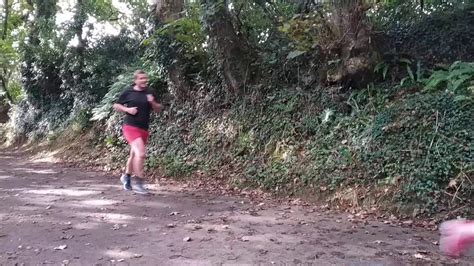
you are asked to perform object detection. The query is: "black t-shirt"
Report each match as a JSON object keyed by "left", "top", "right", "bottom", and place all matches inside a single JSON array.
[{"left": 116, "top": 86, "right": 154, "bottom": 130}]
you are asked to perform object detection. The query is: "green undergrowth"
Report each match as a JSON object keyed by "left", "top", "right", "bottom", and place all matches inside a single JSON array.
[{"left": 93, "top": 82, "right": 473, "bottom": 217}]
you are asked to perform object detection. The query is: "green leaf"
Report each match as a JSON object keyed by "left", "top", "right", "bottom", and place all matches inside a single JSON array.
[
  {"left": 399, "top": 58, "right": 412, "bottom": 65},
  {"left": 287, "top": 50, "right": 305, "bottom": 59},
  {"left": 407, "top": 65, "right": 415, "bottom": 82},
  {"left": 383, "top": 64, "right": 389, "bottom": 80},
  {"left": 451, "top": 75, "right": 471, "bottom": 92},
  {"left": 374, "top": 62, "right": 385, "bottom": 73},
  {"left": 416, "top": 61, "right": 422, "bottom": 81},
  {"left": 453, "top": 95, "right": 472, "bottom": 102},
  {"left": 400, "top": 77, "right": 410, "bottom": 87}
]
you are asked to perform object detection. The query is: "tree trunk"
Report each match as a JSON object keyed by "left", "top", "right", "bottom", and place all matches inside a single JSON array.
[
  {"left": 0, "top": 97, "right": 9, "bottom": 123},
  {"left": 154, "top": 0, "right": 185, "bottom": 22},
  {"left": 325, "top": 0, "right": 377, "bottom": 89},
  {"left": 0, "top": 75, "right": 10, "bottom": 123},
  {"left": 74, "top": 0, "right": 86, "bottom": 73},
  {"left": 203, "top": 0, "right": 253, "bottom": 94},
  {"left": 2, "top": 0, "right": 8, "bottom": 40},
  {"left": 1, "top": 0, "right": 13, "bottom": 106},
  {"left": 0, "top": 75, "right": 12, "bottom": 103},
  {"left": 153, "top": 0, "right": 191, "bottom": 101}
]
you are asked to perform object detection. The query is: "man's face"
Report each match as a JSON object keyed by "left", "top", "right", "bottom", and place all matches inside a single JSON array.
[{"left": 135, "top": 73, "right": 148, "bottom": 89}]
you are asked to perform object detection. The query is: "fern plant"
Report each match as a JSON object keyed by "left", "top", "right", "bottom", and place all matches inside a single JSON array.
[
  {"left": 423, "top": 61, "right": 474, "bottom": 101},
  {"left": 374, "top": 58, "right": 423, "bottom": 86},
  {"left": 91, "top": 72, "right": 134, "bottom": 121}
]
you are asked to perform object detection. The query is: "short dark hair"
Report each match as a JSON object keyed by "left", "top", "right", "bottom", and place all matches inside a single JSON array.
[{"left": 134, "top": 69, "right": 147, "bottom": 80}]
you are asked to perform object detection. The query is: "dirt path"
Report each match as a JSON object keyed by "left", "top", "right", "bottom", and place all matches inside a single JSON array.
[{"left": 0, "top": 150, "right": 472, "bottom": 265}]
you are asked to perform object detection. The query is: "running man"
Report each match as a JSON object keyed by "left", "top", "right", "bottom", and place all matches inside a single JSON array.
[{"left": 113, "top": 70, "right": 162, "bottom": 194}]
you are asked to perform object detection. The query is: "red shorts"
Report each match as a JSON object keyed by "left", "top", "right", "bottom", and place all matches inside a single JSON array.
[{"left": 122, "top": 125, "right": 149, "bottom": 144}]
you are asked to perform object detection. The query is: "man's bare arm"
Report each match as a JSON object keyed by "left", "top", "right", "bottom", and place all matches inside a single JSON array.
[
  {"left": 146, "top": 94, "right": 163, "bottom": 113},
  {"left": 113, "top": 103, "right": 137, "bottom": 115},
  {"left": 150, "top": 101, "right": 162, "bottom": 113}
]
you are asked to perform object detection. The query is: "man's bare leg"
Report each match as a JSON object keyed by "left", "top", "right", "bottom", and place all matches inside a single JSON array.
[
  {"left": 130, "top": 138, "right": 147, "bottom": 194},
  {"left": 120, "top": 148, "right": 134, "bottom": 190},
  {"left": 125, "top": 148, "right": 134, "bottom": 175}
]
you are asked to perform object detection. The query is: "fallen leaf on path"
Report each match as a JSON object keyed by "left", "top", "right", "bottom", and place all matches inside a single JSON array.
[
  {"left": 166, "top": 223, "right": 176, "bottom": 228},
  {"left": 60, "top": 235, "right": 74, "bottom": 240},
  {"left": 413, "top": 253, "right": 430, "bottom": 260},
  {"left": 54, "top": 245, "right": 67, "bottom": 250},
  {"left": 133, "top": 254, "right": 142, "bottom": 258},
  {"left": 259, "top": 249, "right": 268, "bottom": 255},
  {"left": 112, "top": 224, "right": 120, "bottom": 230},
  {"left": 241, "top": 236, "right": 250, "bottom": 242},
  {"left": 183, "top": 237, "right": 192, "bottom": 242},
  {"left": 448, "top": 179, "right": 457, "bottom": 188}
]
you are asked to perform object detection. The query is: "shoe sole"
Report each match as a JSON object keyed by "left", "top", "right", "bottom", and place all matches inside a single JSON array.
[{"left": 134, "top": 189, "right": 149, "bottom": 195}]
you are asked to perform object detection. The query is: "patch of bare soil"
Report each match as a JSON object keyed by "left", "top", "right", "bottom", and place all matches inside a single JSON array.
[{"left": 0, "top": 150, "right": 472, "bottom": 265}]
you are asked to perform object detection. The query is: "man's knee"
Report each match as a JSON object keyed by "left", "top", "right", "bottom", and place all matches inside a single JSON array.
[
  {"left": 135, "top": 150, "right": 146, "bottom": 160},
  {"left": 131, "top": 139, "right": 146, "bottom": 159}
]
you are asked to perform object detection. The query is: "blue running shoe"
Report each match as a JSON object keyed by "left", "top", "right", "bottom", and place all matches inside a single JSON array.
[
  {"left": 120, "top": 174, "right": 132, "bottom": 190},
  {"left": 133, "top": 178, "right": 148, "bottom": 195}
]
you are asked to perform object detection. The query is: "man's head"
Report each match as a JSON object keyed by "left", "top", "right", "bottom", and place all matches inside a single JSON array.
[{"left": 134, "top": 70, "right": 148, "bottom": 89}]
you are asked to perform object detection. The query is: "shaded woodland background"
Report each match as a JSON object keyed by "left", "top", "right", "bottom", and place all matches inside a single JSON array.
[{"left": 0, "top": 0, "right": 472, "bottom": 217}]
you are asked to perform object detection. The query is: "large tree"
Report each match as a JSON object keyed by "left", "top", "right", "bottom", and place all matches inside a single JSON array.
[
  {"left": 202, "top": 0, "right": 254, "bottom": 95},
  {"left": 152, "top": 0, "right": 192, "bottom": 101},
  {"left": 0, "top": 0, "right": 32, "bottom": 121},
  {"left": 0, "top": 0, "right": 28, "bottom": 104}
]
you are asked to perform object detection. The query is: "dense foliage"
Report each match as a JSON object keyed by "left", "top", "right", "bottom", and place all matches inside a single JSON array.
[{"left": 1, "top": 0, "right": 472, "bottom": 216}]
